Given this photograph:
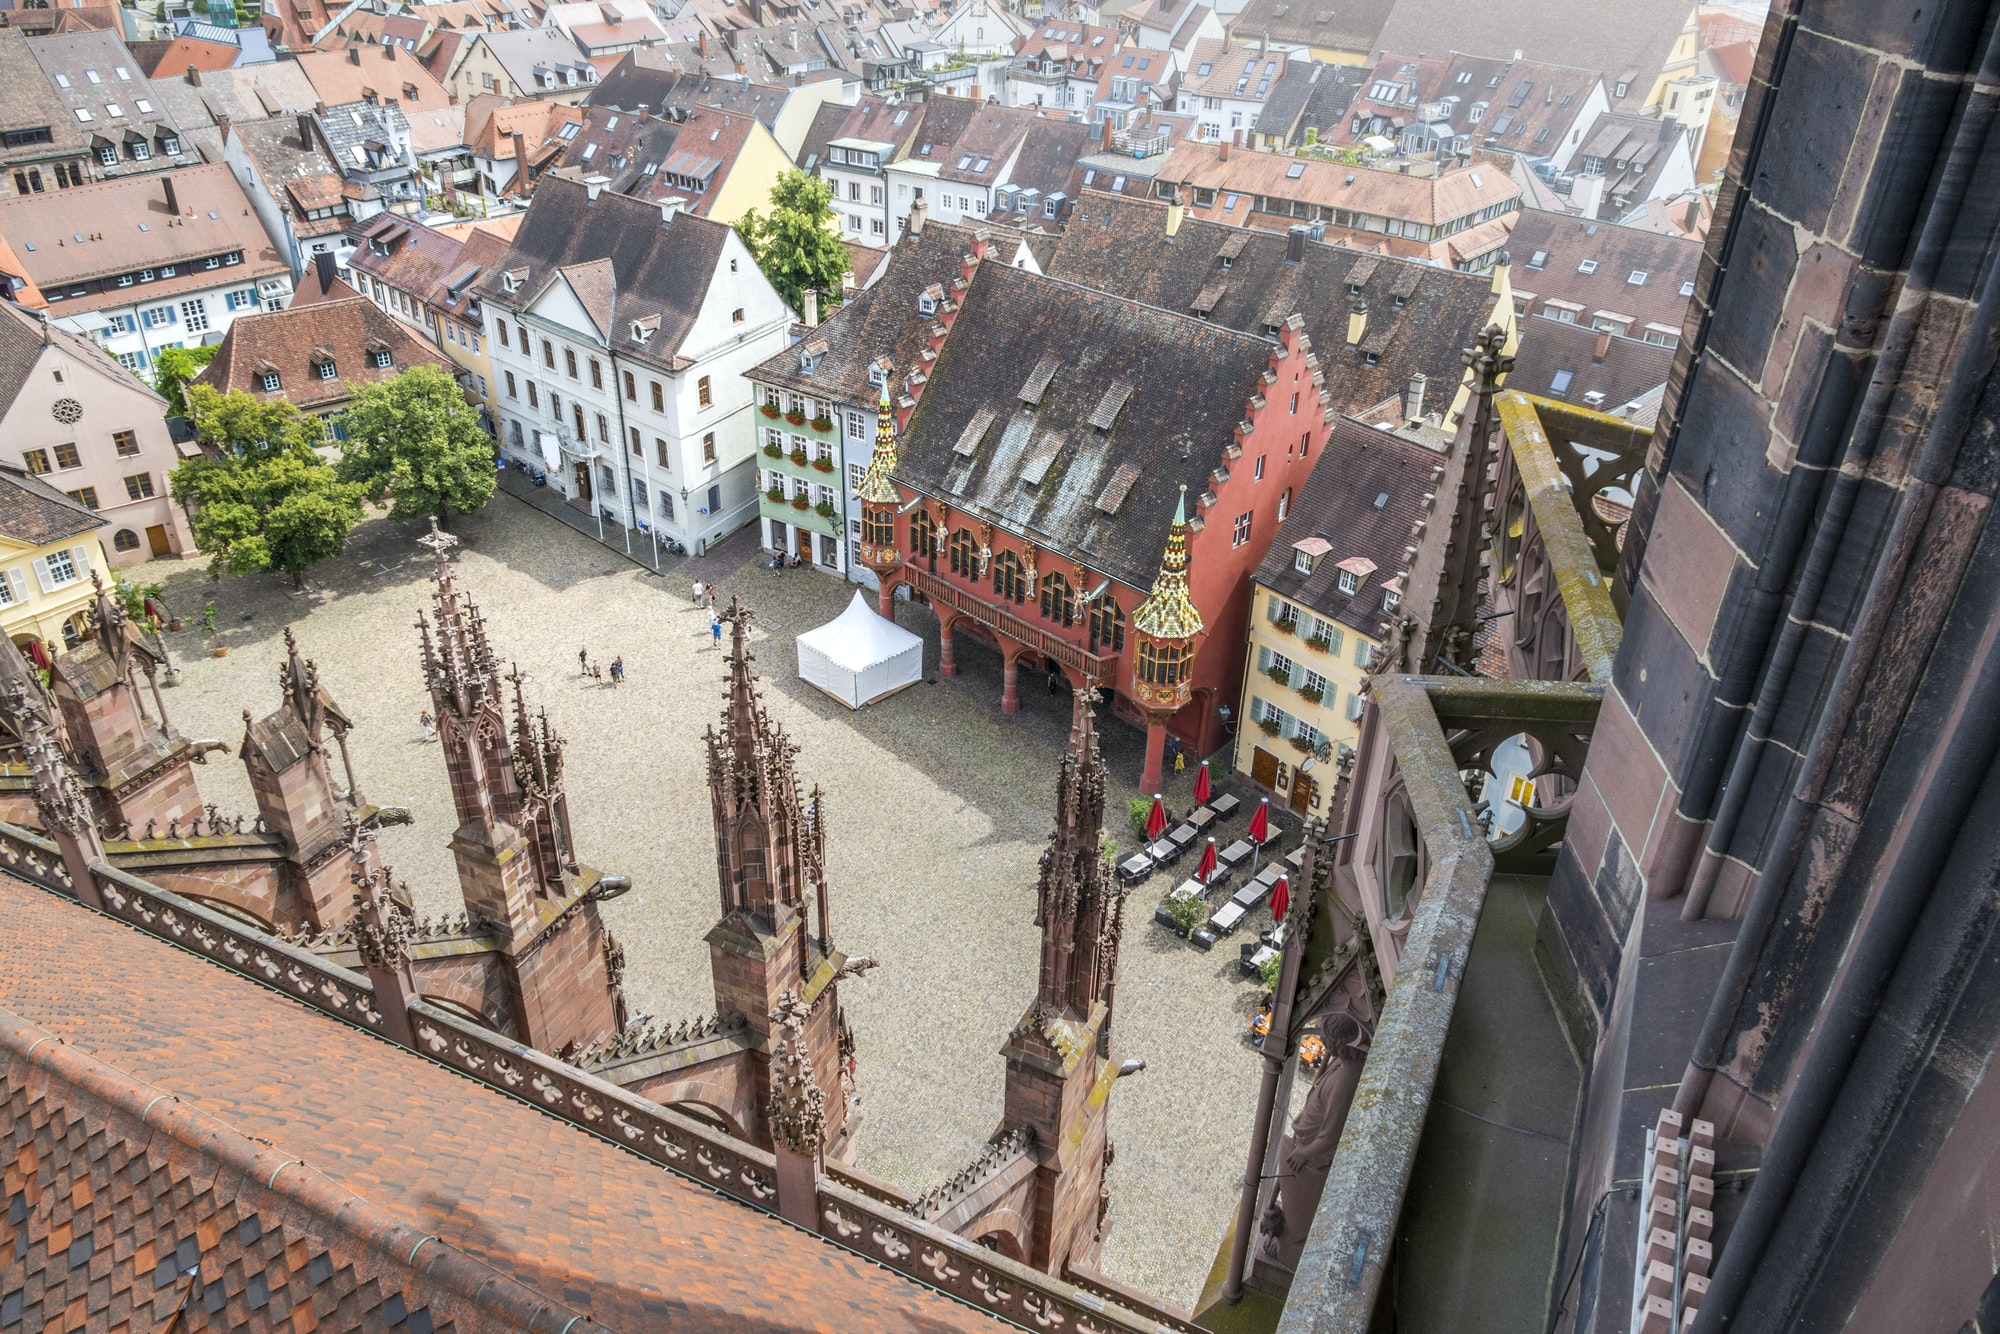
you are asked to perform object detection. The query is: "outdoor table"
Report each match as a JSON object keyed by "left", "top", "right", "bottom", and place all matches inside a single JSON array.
[
  {"left": 1254, "top": 863, "right": 1283, "bottom": 888},
  {"left": 1242, "top": 943, "right": 1278, "bottom": 978},
  {"left": 1146, "top": 837, "right": 1179, "bottom": 865},
  {"left": 1118, "top": 853, "right": 1154, "bottom": 884},
  {"left": 1171, "top": 878, "right": 1204, "bottom": 902},
  {"left": 1210, "top": 793, "right": 1241, "bottom": 821},
  {"left": 1209, "top": 901, "right": 1247, "bottom": 933},
  {"left": 1189, "top": 806, "right": 1217, "bottom": 832},
  {"left": 1168, "top": 823, "right": 1199, "bottom": 852},
  {"left": 1218, "top": 839, "right": 1254, "bottom": 871},
  {"left": 1234, "top": 879, "right": 1271, "bottom": 909}
]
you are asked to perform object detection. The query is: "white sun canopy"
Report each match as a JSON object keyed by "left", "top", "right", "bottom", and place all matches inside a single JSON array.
[{"left": 796, "top": 591, "right": 924, "bottom": 709}]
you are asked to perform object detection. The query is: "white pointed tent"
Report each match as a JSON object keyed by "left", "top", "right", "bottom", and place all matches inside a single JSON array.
[{"left": 795, "top": 591, "right": 924, "bottom": 708}]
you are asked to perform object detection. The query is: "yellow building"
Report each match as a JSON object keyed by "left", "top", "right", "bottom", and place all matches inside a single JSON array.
[
  {"left": 1232, "top": 417, "right": 1448, "bottom": 816},
  {"left": 0, "top": 464, "right": 112, "bottom": 659}
]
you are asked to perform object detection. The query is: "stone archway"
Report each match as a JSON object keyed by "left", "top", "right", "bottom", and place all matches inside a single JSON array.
[{"left": 968, "top": 1206, "right": 1031, "bottom": 1264}]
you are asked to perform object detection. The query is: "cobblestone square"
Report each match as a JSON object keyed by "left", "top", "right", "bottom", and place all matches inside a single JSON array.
[{"left": 141, "top": 497, "right": 1279, "bottom": 1307}]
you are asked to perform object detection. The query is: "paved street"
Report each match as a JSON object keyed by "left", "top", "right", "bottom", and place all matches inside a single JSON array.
[{"left": 141, "top": 496, "right": 1278, "bottom": 1307}]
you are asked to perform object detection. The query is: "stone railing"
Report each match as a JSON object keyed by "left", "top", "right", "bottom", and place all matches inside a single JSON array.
[
  {"left": 1490, "top": 392, "right": 1640, "bottom": 686},
  {"left": 578, "top": 1011, "right": 747, "bottom": 1070},
  {"left": 278, "top": 908, "right": 498, "bottom": 953},
  {"left": 0, "top": 819, "right": 72, "bottom": 893},
  {"left": 903, "top": 565, "right": 1118, "bottom": 679},
  {"left": 1280, "top": 673, "right": 1602, "bottom": 1332}
]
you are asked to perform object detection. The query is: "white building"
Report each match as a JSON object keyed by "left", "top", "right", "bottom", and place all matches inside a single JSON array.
[{"left": 478, "top": 172, "right": 790, "bottom": 557}]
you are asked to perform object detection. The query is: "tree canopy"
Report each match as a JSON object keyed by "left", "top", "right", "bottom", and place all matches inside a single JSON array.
[
  {"left": 151, "top": 344, "right": 217, "bottom": 418},
  {"left": 737, "top": 171, "right": 850, "bottom": 313},
  {"left": 335, "top": 365, "right": 496, "bottom": 523},
  {"left": 170, "top": 386, "right": 367, "bottom": 587}
]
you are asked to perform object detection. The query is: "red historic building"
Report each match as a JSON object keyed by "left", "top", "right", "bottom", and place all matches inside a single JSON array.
[{"left": 853, "top": 250, "right": 1334, "bottom": 790}]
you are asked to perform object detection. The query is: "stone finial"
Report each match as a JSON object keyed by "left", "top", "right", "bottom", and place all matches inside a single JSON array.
[
  {"left": 766, "top": 988, "right": 826, "bottom": 1154},
  {"left": 352, "top": 867, "right": 412, "bottom": 973}
]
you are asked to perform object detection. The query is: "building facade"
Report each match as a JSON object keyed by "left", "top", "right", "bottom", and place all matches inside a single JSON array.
[{"left": 0, "top": 468, "right": 110, "bottom": 652}]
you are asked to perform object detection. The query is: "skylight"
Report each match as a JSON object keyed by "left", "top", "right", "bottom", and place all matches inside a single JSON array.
[
  {"left": 1550, "top": 369, "right": 1575, "bottom": 394},
  {"left": 1578, "top": 259, "right": 1598, "bottom": 274},
  {"left": 1286, "top": 162, "right": 1305, "bottom": 178}
]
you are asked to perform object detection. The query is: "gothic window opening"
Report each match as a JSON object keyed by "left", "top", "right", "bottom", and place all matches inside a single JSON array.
[
  {"left": 911, "top": 508, "right": 940, "bottom": 559},
  {"left": 1138, "top": 638, "right": 1186, "bottom": 685},
  {"left": 948, "top": 526, "right": 978, "bottom": 577},
  {"left": 1040, "top": 570, "right": 1077, "bottom": 627},
  {"left": 862, "top": 506, "right": 894, "bottom": 547},
  {"left": 993, "top": 550, "right": 1028, "bottom": 603},
  {"left": 1089, "top": 596, "right": 1125, "bottom": 653}
]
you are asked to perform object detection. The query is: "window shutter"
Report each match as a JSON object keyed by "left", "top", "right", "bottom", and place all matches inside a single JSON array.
[
  {"left": 1288, "top": 659, "right": 1304, "bottom": 688},
  {"left": 31, "top": 557, "right": 55, "bottom": 593},
  {"left": 1327, "top": 626, "right": 1344, "bottom": 657},
  {"left": 1257, "top": 645, "right": 1271, "bottom": 673},
  {"left": 1267, "top": 595, "right": 1283, "bottom": 622},
  {"left": 70, "top": 545, "right": 91, "bottom": 579},
  {"left": 3, "top": 569, "right": 21, "bottom": 604}
]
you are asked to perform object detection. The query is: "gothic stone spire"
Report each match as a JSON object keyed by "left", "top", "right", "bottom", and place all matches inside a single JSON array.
[
  {"left": 704, "top": 598, "right": 814, "bottom": 926},
  {"left": 1033, "top": 687, "right": 1126, "bottom": 1021}
]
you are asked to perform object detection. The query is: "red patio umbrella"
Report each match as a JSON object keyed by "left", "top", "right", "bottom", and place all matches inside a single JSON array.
[
  {"left": 1249, "top": 797, "right": 1271, "bottom": 845},
  {"left": 1196, "top": 837, "right": 1218, "bottom": 884},
  {"left": 1270, "top": 875, "right": 1290, "bottom": 924},
  {"left": 1145, "top": 792, "right": 1168, "bottom": 841},
  {"left": 1193, "top": 760, "right": 1212, "bottom": 807}
]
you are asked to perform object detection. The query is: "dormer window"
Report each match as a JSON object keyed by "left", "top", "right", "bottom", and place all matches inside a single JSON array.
[
  {"left": 260, "top": 370, "right": 281, "bottom": 392},
  {"left": 1338, "top": 569, "right": 1358, "bottom": 595},
  {"left": 1293, "top": 549, "right": 1314, "bottom": 575},
  {"left": 316, "top": 359, "right": 337, "bottom": 380},
  {"left": 502, "top": 267, "right": 527, "bottom": 292},
  {"left": 868, "top": 363, "right": 888, "bottom": 388},
  {"left": 373, "top": 349, "right": 392, "bottom": 368},
  {"left": 1382, "top": 588, "right": 1401, "bottom": 611},
  {"left": 630, "top": 315, "right": 659, "bottom": 344}
]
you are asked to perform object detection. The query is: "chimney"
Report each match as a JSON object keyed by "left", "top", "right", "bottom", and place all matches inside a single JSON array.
[
  {"left": 162, "top": 174, "right": 179, "bottom": 217},
  {"left": 217, "top": 114, "right": 231, "bottom": 143},
  {"left": 1683, "top": 195, "right": 1701, "bottom": 233},
  {"left": 584, "top": 173, "right": 608, "bottom": 201},
  {"left": 1218, "top": 135, "right": 1229, "bottom": 161},
  {"left": 511, "top": 130, "right": 528, "bottom": 177},
  {"left": 1593, "top": 330, "right": 1611, "bottom": 365},
  {"left": 803, "top": 289, "right": 819, "bottom": 326},
  {"left": 1346, "top": 300, "right": 1367, "bottom": 347},
  {"left": 1285, "top": 223, "right": 1306, "bottom": 263},
  {"left": 1100, "top": 115, "right": 1114, "bottom": 150},
  {"left": 908, "top": 197, "right": 927, "bottom": 234},
  {"left": 298, "top": 112, "right": 314, "bottom": 148},
  {"left": 1165, "top": 201, "right": 1184, "bottom": 237},
  {"left": 349, "top": 45, "right": 361, "bottom": 64},
  {"left": 385, "top": 39, "right": 396, "bottom": 59},
  {"left": 314, "top": 250, "right": 336, "bottom": 293},
  {"left": 698, "top": 29, "right": 706, "bottom": 55},
  {"left": 1570, "top": 172, "right": 1605, "bottom": 221},
  {"left": 1403, "top": 371, "right": 1426, "bottom": 424},
  {"left": 186, "top": 63, "right": 201, "bottom": 86}
]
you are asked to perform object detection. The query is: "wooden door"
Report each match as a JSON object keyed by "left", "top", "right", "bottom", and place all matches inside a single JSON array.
[
  {"left": 574, "top": 462, "right": 592, "bottom": 503},
  {"left": 145, "top": 525, "right": 170, "bottom": 557},
  {"left": 1291, "top": 773, "right": 1315, "bottom": 813},
  {"left": 1251, "top": 746, "right": 1279, "bottom": 791}
]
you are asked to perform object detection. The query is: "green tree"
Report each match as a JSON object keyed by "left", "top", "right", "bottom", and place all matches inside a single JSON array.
[
  {"left": 151, "top": 344, "right": 218, "bottom": 418},
  {"left": 740, "top": 171, "right": 850, "bottom": 313},
  {"left": 335, "top": 365, "right": 496, "bottom": 524},
  {"left": 172, "top": 388, "right": 367, "bottom": 588}
]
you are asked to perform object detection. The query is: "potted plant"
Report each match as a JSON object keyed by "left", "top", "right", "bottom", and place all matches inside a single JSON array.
[
  {"left": 766, "top": 484, "right": 786, "bottom": 503},
  {"left": 1128, "top": 798, "right": 1153, "bottom": 841},
  {"left": 1306, "top": 633, "right": 1332, "bottom": 653},
  {"left": 791, "top": 494, "right": 811, "bottom": 511},
  {"left": 1289, "top": 734, "right": 1314, "bottom": 754},
  {"left": 1165, "top": 888, "right": 1208, "bottom": 938},
  {"left": 810, "top": 415, "right": 834, "bottom": 432},
  {"left": 1300, "top": 684, "right": 1324, "bottom": 705},
  {"left": 1265, "top": 664, "right": 1291, "bottom": 686},
  {"left": 762, "top": 441, "right": 783, "bottom": 458},
  {"left": 201, "top": 601, "right": 224, "bottom": 657},
  {"left": 814, "top": 500, "right": 837, "bottom": 519},
  {"left": 810, "top": 455, "right": 835, "bottom": 472},
  {"left": 760, "top": 401, "right": 782, "bottom": 418},
  {"left": 784, "top": 408, "right": 808, "bottom": 426},
  {"left": 1258, "top": 716, "right": 1282, "bottom": 737},
  {"left": 1273, "top": 616, "right": 1297, "bottom": 634},
  {"left": 789, "top": 446, "right": 808, "bottom": 466}
]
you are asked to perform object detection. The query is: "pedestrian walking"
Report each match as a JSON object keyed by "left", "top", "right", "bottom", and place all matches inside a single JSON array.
[
  {"left": 705, "top": 587, "right": 716, "bottom": 610},
  {"left": 1174, "top": 747, "right": 1187, "bottom": 775},
  {"left": 692, "top": 579, "right": 705, "bottom": 605},
  {"left": 710, "top": 611, "right": 723, "bottom": 649},
  {"left": 610, "top": 656, "right": 625, "bottom": 684},
  {"left": 578, "top": 646, "right": 588, "bottom": 674},
  {"left": 419, "top": 709, "right": 436, "bottom": 742}
]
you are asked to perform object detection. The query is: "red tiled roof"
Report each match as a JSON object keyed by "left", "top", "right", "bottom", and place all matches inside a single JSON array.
[
  {"left": 196, "top": 294, "right": 452, "bottom": 412},
  {"left": 0, "top": 871, "right": 998, "bottom": 1332}
]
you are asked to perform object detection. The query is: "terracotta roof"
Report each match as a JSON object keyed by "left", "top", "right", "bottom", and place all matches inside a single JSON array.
[
  {"left": 0, "top": 459, "right": 105, "bottom": 547},
  {"left": 146, "top": 34, "right": 238, "bottom": 76},
  {"left": 1507, "top": 314, "right": 1675, "bottom": 412},
  {"left": 1509, "top": 209, "right": 1698, "bottom": 330},
  {"left": 25, "top": 29, "right": 192, "bottom": 155},
  {"left": 473, "top": 173, "right": 731, "bottom": 371},
  {"left": 1252, "top": 418, "right": 1433, "bottom": 632},
  {"left": 0, "top": 163, "right": 284, "bottom": 306},
  {"left": 293, "top": 44, "right": 453, "bottom": 117},
  {"left": 196, "top": 294, "right": 451, "bottom": 412},
  {"left": 1369, "top": 0, "right": 1695, "bottom": 112},
  {"left": 348, "top": 214, "right": 467, "bottom": 305},
  {"left": 0, "top": 295, "right": 147, "bottom": 416},
  {"left": 1152, "top": 141, "right": 1521, "bottom": 229},
  {"left": 1180, "top": 38, "right": 1287, "bottom": 100},
  {"left": 1225, "top": 0, "right": 1394, "bottom": 54},
  {"left": 0, "top": 870, "right": 998, "bottom": 1333},
  {"left": 1050, "top": 192, "right": 1500, "bottom": 421},
  {"left": 464, "top": 92, "right": 584, "bottom": 162},
  {"left": 895, "top": 261, "right": 1276, "bottom": 591},
  {"left": 0, "top": 25, "right": 89, "bottom": 159}
]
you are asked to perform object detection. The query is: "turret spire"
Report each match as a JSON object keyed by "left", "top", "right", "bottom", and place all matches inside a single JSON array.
[
  {"left": 1132, "top": 486, "right": 1204, "bottom": 639},
  {"left": 856, "top": 380, "right": 901, "bottom": 504}
]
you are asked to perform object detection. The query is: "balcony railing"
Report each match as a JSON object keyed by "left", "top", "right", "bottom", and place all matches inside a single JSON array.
[{"left": 903, "top": 565, "right": 1118, "bottom": 680}]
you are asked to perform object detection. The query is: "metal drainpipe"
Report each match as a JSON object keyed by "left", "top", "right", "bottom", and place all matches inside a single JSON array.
[
  {"left": 607, "top": 346, "right": 646, "bottom": 567},
  {"left": 1674, "top": 101, "right": 2000, "bottom": 1121},
  {"left": 1673, "top": 7, "right": 2000, "bottom": 1117}
]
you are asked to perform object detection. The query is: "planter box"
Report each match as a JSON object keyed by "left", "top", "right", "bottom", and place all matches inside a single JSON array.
[{"left": 1153, "top": 906, "right": 1181, "bottom": 933}]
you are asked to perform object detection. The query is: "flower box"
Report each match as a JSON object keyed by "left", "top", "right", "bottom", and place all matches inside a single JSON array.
[
  {"left": 1273, "top": 617, "right": 1298, "bottom": 634},
  {"left": 814, "top": 500, "right": 837, "bottom": 519},
  {"left": 810, "top": 417, "right": 834, "bottom": 432},
  {"left": 762, "top": 443, "right": 783, "bottom": 458},
  {"left": 1257, "top": 717, "right": 1282, "bottom": 737},
  {"left": 791, "top": 495, "right": 811, "bottom": 510},
  {"left": 766, "top": 486, "right": 786, "bottom": 503},
  {"left": 1305, "top": 635, "right": 1332, "bottom": 653},
  {"left": 760, "top": 403, "right": 782, "bottom": 418},
  {"left": 1299, "top": 685, "right": 1324, "bottom": 705},
  {"left": 1288, "top": 734, "right": 1315, "bottom": 754},
  {"left": 784, "top": 410, "right": 807, "bottom": 426},
  {"left": 789, "top": 448, "right": 808, "bottom": 465},
  {"left": 1265, "top": 666, "right": 1291, "bottom": 686},
  {"left": 810, "top": 456, "right": 835, "bottom": 472}
]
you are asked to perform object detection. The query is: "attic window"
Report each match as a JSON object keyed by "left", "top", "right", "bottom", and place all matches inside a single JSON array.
[
  {"left": 1527, "top": 249, "right": 1547, "bottom": 270},
  {"left": 1089, "top": 378, "right": 1134, "bottom": 431},
  {"left": 260, "top": 371, "right": 281, "bottom": 392},
  {"left": 1018, "top": 431, "right": 1065, "bottom": 486},
  {"left": 1578, "top": 259, "right": 1598, "bottom": 274},
  {"left": 1337, "top": 569, "right": 1358, "bottom": 595},
  {"left": 630, "top": 315, "right": 660, "bottom": 343},
  {"left": 1680, "top": 280, "right": 1696, "bottom": 297},
  {"left": 1096, "top": 461, "right": 1141, "bottom": 513},
  {"left": 953, "top": 407, "right": 997, "bottom": 456},
  {"left": 1550, "top": 369, "right": 1575, "bottom": 395},
  {"left": 1285, "top": 162, "right": 1305, "bottom": 178},
  {"left": 1628, "top": 270, "right": 1648, "bottom": 285},
  {"left": 1018, "top": 353, "right": 1060, "bottom": 406}
]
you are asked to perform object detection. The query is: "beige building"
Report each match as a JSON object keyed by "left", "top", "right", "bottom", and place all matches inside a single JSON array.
[
  {"left": 442, "top": 30, "right": 603, "bottom": 105},
  {"left": 0, "top": 300, "right": 193, "bottom": 569},
  {"left": 0, "top": 462, "right": 111, "bottom": 656},
  {"left": 1233, "top": 416, "right": 1443, "bottom": 814}
]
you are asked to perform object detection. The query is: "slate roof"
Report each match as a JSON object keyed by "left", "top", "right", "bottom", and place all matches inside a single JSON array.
[
  {"left": 1006, "top": 117, "right": 1092, "bottom": 200},
  {"left": 796, "top": 97, "right": 849, "bottom": 171},
  {"left": 196, "top": 294, "right": 450, "bottom": 412},
  {"left": 1256, "top": 59, "right": 1365, "bottom": 147},
  {"left": 1252, "top": 418, "right": 1433, "bottom": 632},
  {"left": 25, "top": 29, "right": 191, "bottom": 156},
  {"left": 0, "top": 870, "right": 1000, "bottom": 1334},
  {"left": 0, "top": 459, "right": 104, "bottom": 547},
  {"left": 0, "top": 24, "right": 90, "bottom": 165},
  {"left": 938, "top": 103, "right": 1039, "bottom": 186},
  {"left": 472, "top": 173, "right": 731, "bottom": 371},
  {"left": 749, "top": 218, "right": 973, "bottom": 404},
  {"left": 583, "top": 49, "right": 680, "bottom": 114},
  {"left": 476, "top": 27, "right": 601, "bottom": 93},
  {"left": 1050, "top": 192, "right": 1499, "bottom": 420},
  {"left": 1507, "top": 314, "right": 1675, "bottom": 411},
  {"left": 1226, "top": 0, "right": 1395, "bottom": 55},
  {"left": 1369, "top": 0, "right": 1695, "bottom": 112},
  {"left": 348, "top": 214, "right": 466, "bottom": 303},
  {"left": 1509, "top": 209, "right": 1698, "bottom": 332},
  {"left": 894, "top": 261, "right": 1276, "bottom": 590}
]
